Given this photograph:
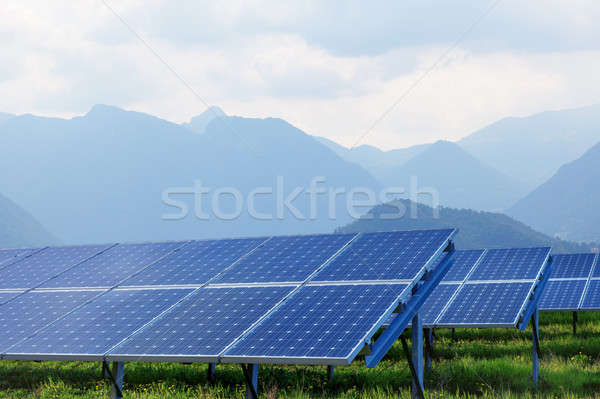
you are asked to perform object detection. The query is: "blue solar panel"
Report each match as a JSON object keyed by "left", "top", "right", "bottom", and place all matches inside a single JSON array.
[
  {"left": 592, "top": 255, "right": 600, "bottom": 278},
  {"left": 437, "top": 282, "right": 532, "bottom": 326},
  {"left": 468, "top": 248, "right": 550, "bottom": 281},
  {"left": 108, "top": 286, "right": 293, "bottom": 361},
  {"left": 441, "top": 250, "right": 485, "bottom": 282},
  {"left": 6, "top": 288, "right": 192, "bottom": 358},
  {"left": 580, "top": 280, "right": 600, "bottom": 310},
  {"left": 212, "top": 234, "right": 356, "bottom": 284},
  {"left": 40, "top": 242, "right": 185, "bottom": 289},
  {"left": 312, "top": 229, "right": 454, "bottom": 282},
  {"left": 417, "top": 283, "right": 460, "bottom": 325},
  {"left": 0, "top": 248, "right": 40, "bottom": 268},
  {"left": 0, "top": 290, "right": 99, "bottom": 352},
  {"left": 121, "top": 238, "right": 266, "bottom": 286},
  {"left": 0, "top": 245, "right": 111, "bottom": 290},
  {"left": 223, "top": 284, "right": 408, "bottom": 362},
  {"left": 551, "top": 254, "right": 596, "bottom": 279},
  {"left": 538, "top": 280, "right": 586, "bottom": 311},
  {"left": 0, "top": 292, "right": 25, "bottom": 306}
]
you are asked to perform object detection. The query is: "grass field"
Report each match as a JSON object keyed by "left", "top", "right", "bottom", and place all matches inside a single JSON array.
[{"left": 0, "top": 312, "right": 599, "bottom": 398}]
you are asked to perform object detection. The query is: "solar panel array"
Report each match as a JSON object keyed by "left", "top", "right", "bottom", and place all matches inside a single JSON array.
[
  {"left": 388, "top": 247, "right": 551, "bottom": 328},
  {"left": 539, "top": 253, "right": 600, "bottom": 311},
  {"left": 0, "top": 229, "right": 456, "bottom": 366}
]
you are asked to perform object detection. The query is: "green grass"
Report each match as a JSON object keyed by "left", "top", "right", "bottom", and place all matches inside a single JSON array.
[{"left": 1, "top": 312, "right": 599, "bottom": 398}]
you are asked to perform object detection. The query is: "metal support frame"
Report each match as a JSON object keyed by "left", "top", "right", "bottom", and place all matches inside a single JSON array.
[
  {"left": 102, "top": 360, "right": 110, "bottom": 378},
  {"left": 365, "top": 246, "right": 456, "bottom": 367},
  {"left": 327, "top": 365, "right": 335, "bottom": 382},
  {"left": 424, "top": 328, "right": 433, "bottom": 373},
  {"left": 207, "top": 363, "right": 216, "bottom": 384},
  {"left": 411, "top": 314, "right": 424, "bottom": 399},
  {"left": 532, "top": 310, "right": 540, "bottom": 387},
  {"left": 108, "top": 361, "right": 124, "bottom": 399},
  {"left": 241, "top": 364, "right": 259, "bottom": 399},
  {"left": 572, "top": 311, "right": 578, "bottom": 335}
]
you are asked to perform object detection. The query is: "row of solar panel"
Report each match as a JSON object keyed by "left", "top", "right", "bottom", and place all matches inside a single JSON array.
[
  {"left": 392, "top": 247, "right": 551, "bottom": 327},
  {"left": 0, "top": 229, "right": 455, "bottom": 364},
  {"left": 0, "top": 284, "right": 410, "bottom": 364},
  {"left": 0, "top": 229, "right": 454, "bottom": 290},
  {"left": 538, "top": 253, "right": 600, "bottom": 311}
]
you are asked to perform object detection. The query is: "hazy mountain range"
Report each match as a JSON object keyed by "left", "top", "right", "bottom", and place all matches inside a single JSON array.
[
  {"left": 0, "top": 105, "right": 379, "bottom": 244},
  {"left": 0, "top": 193, "right": 57, "bottom": 248},
  {"left": 508, "top": 141, "right": 600, "bottom": 243},
  {"left": 0, "top": 103, "right": 598, "bottom": 247}
]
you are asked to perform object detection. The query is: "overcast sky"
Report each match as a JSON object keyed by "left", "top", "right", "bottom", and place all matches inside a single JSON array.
[{"left": 2, "top": 0, "right": 600, "bottom": 148}]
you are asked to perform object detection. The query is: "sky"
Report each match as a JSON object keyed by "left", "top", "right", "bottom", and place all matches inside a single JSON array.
[{"left": 1, "top": 0, "right": 600, "bottom": 149}]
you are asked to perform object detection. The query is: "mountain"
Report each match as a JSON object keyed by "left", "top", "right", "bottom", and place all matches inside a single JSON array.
[
  {"left": 182, "top": 106, "right": 226, "bottom": 134},
  {"left": 337, "top": 199, "right": 595, "bottom": 254},
  {"left": 459, "top": 104, "right": 600, "bottom": 189},
  {"left": 0, "top": 105, "right": 380, "bottom": 244},
  {"left": 380, "top": 140, "right": 524, "bottom": 211},
  {"left": 0, "top": 193, "right": 58, "bottom": 248},
  {"left": 314, "top": 137, "right": 430, "bottom": 184},
  {"left": 508, "top": 142, "right": 600, "bottom": 243},
  {"left": 0, "top": 112, "right": 15, "bottom": 124}
]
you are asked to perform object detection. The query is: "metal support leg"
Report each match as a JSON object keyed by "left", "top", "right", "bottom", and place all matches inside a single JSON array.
[
  {"left": 242, "top": 364, "right": 259, "bottom": 399},
  {"left": 424, "top": 328, "right": 433, "bottom": 373},
  {"left": 451, "top": 328, "right": 456, "bottom": 341},
  {"left": 573, "top": 311, "right": 578, "bottom": 335},
  {"left": 109, "top": 362, "right": 124, "bottom": 399},
  {"left": 412, "top": 313, "right": 424, "bottom": 399},
  {"left": 207, "top": 363, "right": 216, "bottom": 384},
  {"left": 103, "top": 361, "right": 110, "bottom": 378},
  {"left": 327, "top": 365, "right": 335, "bottom": 382},
  {"left": 532, "top": 310, "right": 540, "bottom": 388}
]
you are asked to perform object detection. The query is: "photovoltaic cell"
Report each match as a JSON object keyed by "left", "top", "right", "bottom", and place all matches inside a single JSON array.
[
  {"left": 0, "top": 248, "right": 39, "bottom": 268},
  {"left": 40, "top": 242, "right": 185, "bottom": 289},
  {"left": 7, "top": 289, "right": 192, "bottom": 358},
  {"left": 538, "top": 280, "right": 586, "bottom": 311},
  {"left": 441, "top": 250, "right": 485, "bottom": 282},
  {"left": 417, "top": 283, "right": 460, "bottom": 325},
  {"left": 468, "top": 248, "right": 550, "bottom": 281},
  {"left": 581, "top": 280, "right": 600, "bottom": 310},
  {"left": 437, "top": 282, "right": 532, "bottom": 326},
  {"left": 0, "top": 245, "right": 112, "bottom": 290},
  {"left": 0, "top": 292, "right": 25, "bottom": 306},
  {"left": 312, "top": 229, "right": 454, "bottom": 282},
  {"left": 109, "top": 286, "right": 294, "bottom": 361},
  {"left": 121, "top": 238, "right": 267, "bottom": 286},
  {"left": 551, "top": 254, "right": 596, "bottom": 279},
  {"left": 0, "top": 290, "right": 100, "bottom": 352},
  {"left": 212, "top": 234, "right": 356, "bottom": 284},
  {"left": 223, "top": 284, "right": 408, "bottom": 362}
]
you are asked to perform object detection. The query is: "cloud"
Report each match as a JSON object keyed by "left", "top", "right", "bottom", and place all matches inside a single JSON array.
[{"left": 1, "top": 0, "right": 599, "bottom": 149}]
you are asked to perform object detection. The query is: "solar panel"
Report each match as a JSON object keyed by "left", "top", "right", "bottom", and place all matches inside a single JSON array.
[
  {"left": 551, "top": 254, "right": 596, "bottom": 279},
  {"left": 312, "top": 229, "right": 454, "bottom": 282},
  {"left": 0, "top": 245, "right": 112, "bottom": 290},
  {"left": 0, "top": 290, "right": 100, "bottom": 353},
  {"left": 441, "top": 250, "right": 485, "bottom": 282},
  {"left": 6, "top": 288, "right": 192, "bottom": 360},
  {"left": 222, "top": 284, "right": 409, "bottom": 364},
  {"left": 108, "top": 286, "right": 294, "bottom": 362},
  {"left": 468, "top": 248, "right": 551, "bottom": 281},
  {"left": 538, "top": 280, "right": 586, "bottom": 311},
  {"left": 437, "top": 282, "right": 533, "bottom": 327},
  {"left": 592, "top": 255, "right": 600, "bottom": 278},
  {"left": 580, "top": 280, "right": 600, "bottom": 310},
  {"left": 0, "top": 292, "right": 25, "bottom": 306},
  {"left": 0, "top": 248, "right": 40, "bottom": 268},
  {"left": 121, "top": 238, "right": 267, "bottom": 287},
  {"left": 39, "top": 242, "right": 185, "bottom": 289},
  {"left": 212, "top": 234, "right": 356, "bottom": 284}
]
